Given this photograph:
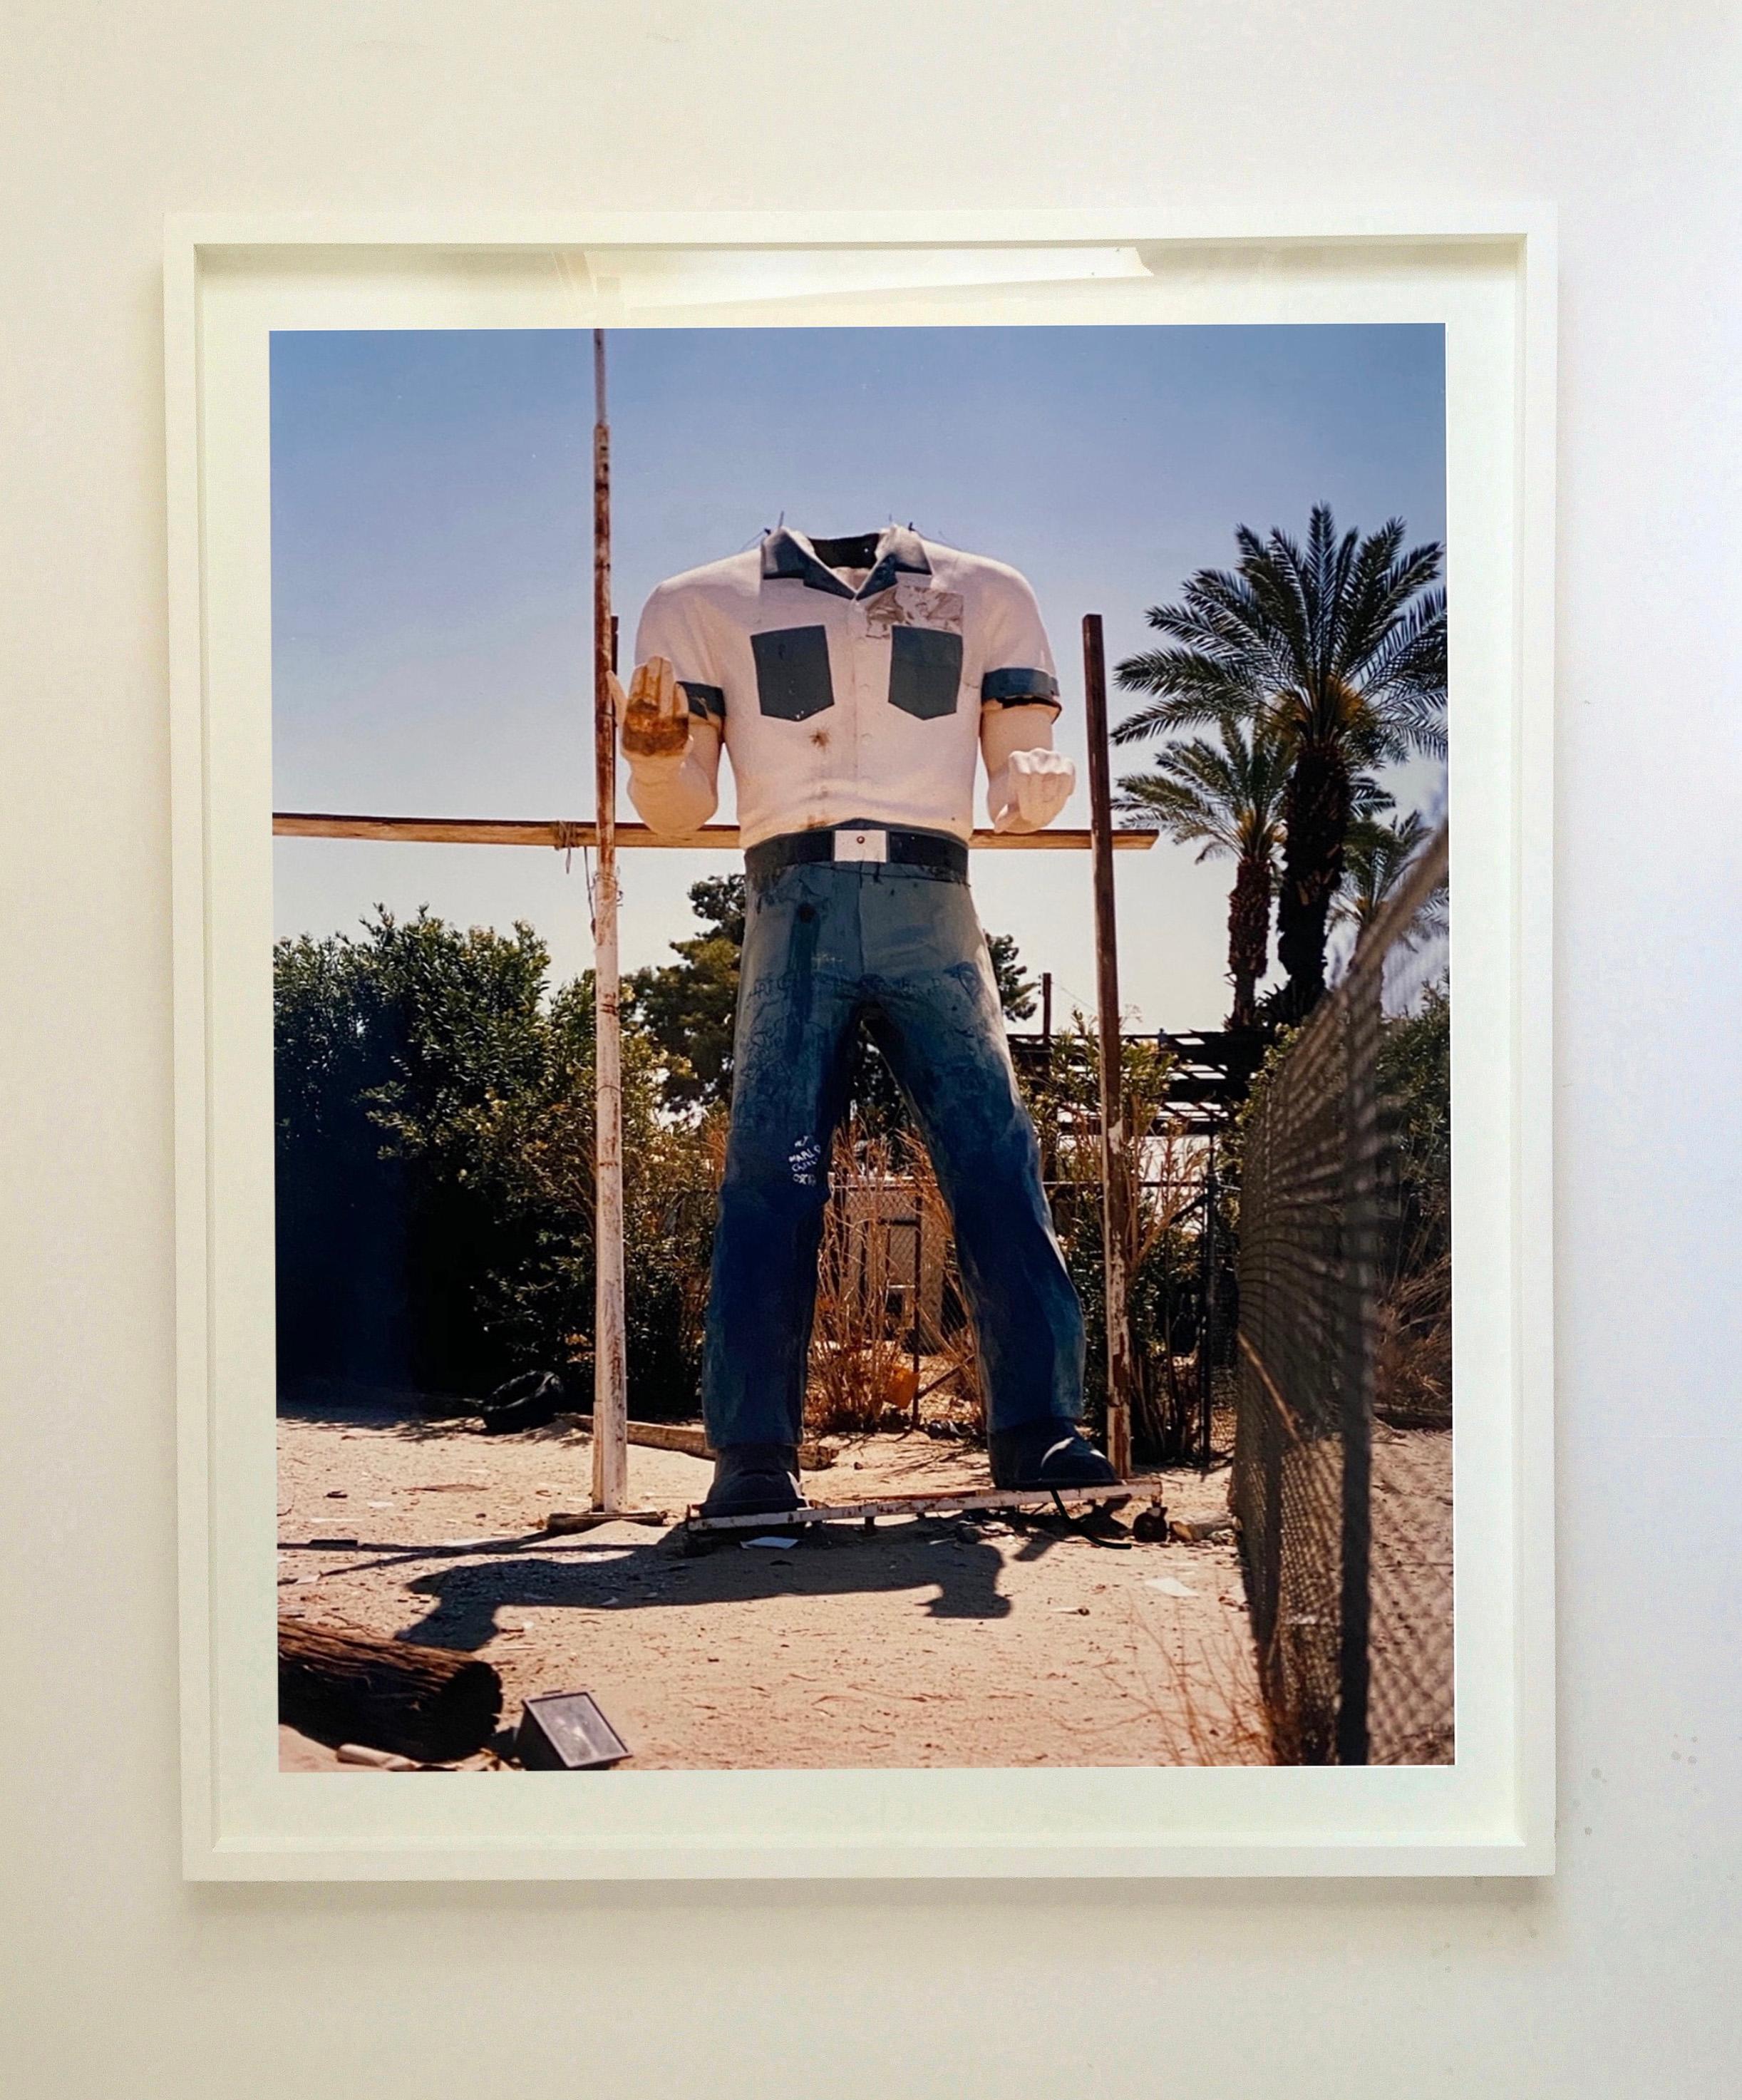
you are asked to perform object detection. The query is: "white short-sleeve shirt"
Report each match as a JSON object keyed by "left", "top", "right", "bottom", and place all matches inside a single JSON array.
[{"left": 634, "top": 525, "right": 1061, "bottom": 848}]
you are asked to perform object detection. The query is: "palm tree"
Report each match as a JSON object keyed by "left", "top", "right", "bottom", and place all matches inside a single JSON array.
[
  {"left": 1331, "top": 810, "right": 1449, "bottom": 959},
  {"left": 1114, "top": 505, "right": 1446, "bottom": 1021},
  {"left": 1333, "top": 810, "right": 1430, "bottom": 934},
  {"left": 1113, "top": 719, "right": 1289, "bottom": 1029}
]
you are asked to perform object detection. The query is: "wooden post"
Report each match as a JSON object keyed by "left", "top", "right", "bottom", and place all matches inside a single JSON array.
[
  {"left": 1082, "top": 613, "right": 1133, "bottom": 1478},
  {"left": 1037, "top": 969, "right": 1057, "bottom": 1186},
  {"left": 590, "top": 329, "right": 629, "bottom": 1513}
]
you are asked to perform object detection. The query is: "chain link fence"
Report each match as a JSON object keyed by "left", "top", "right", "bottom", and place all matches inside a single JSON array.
[{"left": 1231, "top": 827, "right": 1451, "bottom": 1764}]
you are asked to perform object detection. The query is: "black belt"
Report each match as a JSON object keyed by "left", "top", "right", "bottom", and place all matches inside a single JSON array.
[{"left": 745, "top": 825, "right": 969, "bottom": 884}]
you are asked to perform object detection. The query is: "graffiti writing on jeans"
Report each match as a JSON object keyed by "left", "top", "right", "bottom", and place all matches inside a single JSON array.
[{"left": 788, "top": 1134, "right": 823, "bottom": 1186}]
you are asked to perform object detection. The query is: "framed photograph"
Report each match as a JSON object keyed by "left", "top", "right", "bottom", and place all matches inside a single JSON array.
[{"left": 168, "top": 209, "right": 1555, "bottom": 1878}]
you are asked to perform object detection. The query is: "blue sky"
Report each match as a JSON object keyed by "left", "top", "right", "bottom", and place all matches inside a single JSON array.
[{"left": 272, "top": 323, "right": 1445, "bottom": 1030}]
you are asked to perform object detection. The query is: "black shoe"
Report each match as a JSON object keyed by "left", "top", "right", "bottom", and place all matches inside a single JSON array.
[
  {"left": 699, "top": 1443, "right": 807, "bottom": 1518},
  {"left": 989, "top": 1421, "right": 1120, "bottom": 1491}
]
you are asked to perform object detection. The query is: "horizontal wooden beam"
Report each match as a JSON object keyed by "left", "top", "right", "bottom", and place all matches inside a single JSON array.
[
  {"left": 556, "top": 1413, "right": 838, "bottom": 1471},
  {"left": 272, "top": 812, "right": 1158, "bottom": 852}
]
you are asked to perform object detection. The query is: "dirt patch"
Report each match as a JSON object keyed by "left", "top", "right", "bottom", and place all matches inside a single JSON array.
[
  {"left": 1369, "top": 1424, "right": 1454, "bottom": 1764},
  {"left": 278, "top": 1406, "right": 1268, "bottom": 1771}
]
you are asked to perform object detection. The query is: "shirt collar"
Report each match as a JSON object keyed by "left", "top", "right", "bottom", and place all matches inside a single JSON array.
[{"left": 761, "top": 524, "right": 932, "bottom": 599}]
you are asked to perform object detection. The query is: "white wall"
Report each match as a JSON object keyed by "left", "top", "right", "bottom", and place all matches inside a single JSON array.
[{"left": 2, "top": 5, "right": 1738, "bottom": 2094}]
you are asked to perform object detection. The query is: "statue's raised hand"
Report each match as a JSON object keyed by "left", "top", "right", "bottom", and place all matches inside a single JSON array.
[
  {"left": 619, "top": 655, "right": 691, "bottom": 767},
  {"left": 992, "top": 746, "right": 1074, "bottom": 832}
]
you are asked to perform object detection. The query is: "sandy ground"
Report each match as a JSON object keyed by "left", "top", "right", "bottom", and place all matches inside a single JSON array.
[
  {"left": 1369, "top": 1424, "right": 1455, "bottom": 1764},
  {"left": 278, "top": 1401, "right": 1269, "bottom": 1771}
]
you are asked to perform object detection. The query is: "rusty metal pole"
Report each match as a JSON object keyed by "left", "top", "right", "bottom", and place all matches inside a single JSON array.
[
  {"left": 1082, "top": 613, "right": 1133, "bottom": 1478},
  {"left": 1037, "top": 969, "right": 1058, "bottom": 1188},
  {"left": 590, "top": 329, "right": 629, "bottom": 1513}
]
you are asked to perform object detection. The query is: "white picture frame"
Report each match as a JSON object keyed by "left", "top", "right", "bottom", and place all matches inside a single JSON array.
[{"left": 168, "top": 208, "right": 1556, "bottom": 1880}]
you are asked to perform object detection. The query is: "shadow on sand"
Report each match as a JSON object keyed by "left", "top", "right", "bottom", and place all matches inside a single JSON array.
[{"left": 363, "top": 1518, "right": 1086, "bottom": 1648}]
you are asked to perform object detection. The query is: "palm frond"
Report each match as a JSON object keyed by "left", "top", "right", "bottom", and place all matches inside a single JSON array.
[
  {"left": 1334, "top": 518, "right": 1410, "bottom": 676},
  {"left": 1114, "top": 716, "right": 1289, "bottom": 863},
  {"left": 1110, "top": 642, "right": 1269, "bottom": 743},
  {"left": 1332, "top": 810, "right": 1439, "bottom": 932},
  {"left": 1349, "top": 771, "right": 1397, "bottom": 820},
  {"left": 1359, "top": 590, "right": 1448, "bottom": 753}
]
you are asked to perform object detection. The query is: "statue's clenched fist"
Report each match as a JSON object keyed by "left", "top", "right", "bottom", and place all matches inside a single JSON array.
[
  {"left": 618, "top": 654, "right": 691, "bottom": 768},
  {"left": 992, "top": 746, "right": 1074, "bottom": 833}
]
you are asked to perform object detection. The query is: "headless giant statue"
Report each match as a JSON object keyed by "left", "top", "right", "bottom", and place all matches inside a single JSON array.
[{"left": 619, "top": 525, "right": 1118, "bottom": 1515}]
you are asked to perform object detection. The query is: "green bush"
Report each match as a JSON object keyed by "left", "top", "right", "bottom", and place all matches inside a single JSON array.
[{"left": 274, "top": 910, "right": 717, "bottom": 1415}]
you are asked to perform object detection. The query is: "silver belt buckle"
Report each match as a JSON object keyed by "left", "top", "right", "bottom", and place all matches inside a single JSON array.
[{"left": 833, "top": 828, "right": 888, "bottom": 863}]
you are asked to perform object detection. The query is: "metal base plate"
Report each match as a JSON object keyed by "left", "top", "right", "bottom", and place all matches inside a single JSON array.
[{"left": 682, "top": 1481, "right": 1150, "bottom": 1537}]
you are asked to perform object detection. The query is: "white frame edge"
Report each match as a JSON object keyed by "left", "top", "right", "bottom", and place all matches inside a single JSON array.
[
  {"left": 168, "top": 223, "right": 220, "bottom": 1878},
  {"left": 1510, "top": 210, "right": 1559, "bottom": 1879},
  {"left": 166, "top": 208, "right": 1557, "bottom": 1880}
]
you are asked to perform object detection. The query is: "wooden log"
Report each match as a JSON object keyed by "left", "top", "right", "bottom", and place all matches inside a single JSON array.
[{"left": 278, "top": 1617, "right": 502, "bottom": 1764}]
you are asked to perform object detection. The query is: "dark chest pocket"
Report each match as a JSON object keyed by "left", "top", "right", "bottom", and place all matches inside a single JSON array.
[
  {"left": 887, "top": 624, "right": 964, "bottom": 721},
  {"left": 751, "top": 625, "right": 835, "bottom": 721}
]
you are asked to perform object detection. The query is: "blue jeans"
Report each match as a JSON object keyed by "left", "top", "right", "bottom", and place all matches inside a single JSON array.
[{"left": 701, "top": 848, "right": 1086, "bottom": 1448}]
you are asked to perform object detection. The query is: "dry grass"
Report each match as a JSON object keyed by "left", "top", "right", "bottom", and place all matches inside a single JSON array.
[
  {"left": 805, "top": 1125, "right": 994, "bottom": 1438},
  {"left": 1138, "top": 1613, "right": 1278, "bottom": 1766},
  {"left": 802, "top": 1061, "right": 1213, "bottom": 1455},
  {"left": 805, "top": 1127, "right": 917, "bottom": 1437},
  {"left": 907, "top": 1142, "right": 986, "bottom": 1434},
  {"left": 1046, "top": 1560, "right": 1277, "bottom": 1767},
  {"left": 1374, "top": 1249, "right": 1452, "bottom": 1428}
]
